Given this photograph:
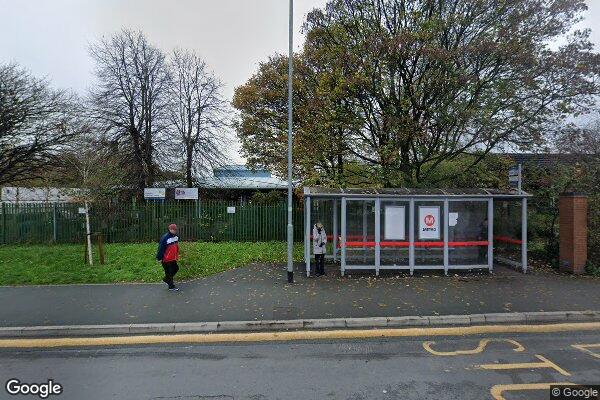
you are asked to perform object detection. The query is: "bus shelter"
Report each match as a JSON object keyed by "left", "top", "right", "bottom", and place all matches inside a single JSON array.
[{"left": 303, "top": 187, "right": 531, "bottom": 277}]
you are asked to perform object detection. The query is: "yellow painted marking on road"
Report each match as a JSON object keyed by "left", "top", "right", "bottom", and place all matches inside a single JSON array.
[
  {"left": 0, "top": 322, "right": 599, "bottom": 349},
  {"left": 423, "top": 338, "right": 524, "bottom": 356},
  {"left": 490, "top": 383, "right": 573, "bottom": 400},
  {"left": 571, "top": 343, "right": 600, "bottom": 359},
  {"left": 478, "top": 354, "right": 571, "bottom": 376}
]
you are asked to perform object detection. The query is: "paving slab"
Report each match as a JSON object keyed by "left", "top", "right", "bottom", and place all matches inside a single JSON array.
[{"left": 0, "top": 263, "right": 598, "bottom": 328}]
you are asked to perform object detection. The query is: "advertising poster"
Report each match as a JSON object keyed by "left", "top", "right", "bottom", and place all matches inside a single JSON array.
[
  {"left": 419, "top": 206, "right": 440, "bottom": 240},
  {"left": 384, "top": 206, "right": 405, "bottom": 240}
]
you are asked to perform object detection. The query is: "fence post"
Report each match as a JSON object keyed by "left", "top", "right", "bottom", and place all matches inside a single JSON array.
[
  {"left": 1, "top": 202, "right": 5, "bottom": 245},
  {"left": 53, "top": 203, "right": 58, "bottom": 243}
]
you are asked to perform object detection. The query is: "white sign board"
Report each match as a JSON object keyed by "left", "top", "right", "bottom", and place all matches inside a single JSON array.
[
  {"left": 509, "top": 165, "right": 520, "bottom": 188},
  {"left": 419, "top": 206, "right": 440, "bottom": 240},
  {"left": 144, "top": 188, "right": 166, "bottom": 199},
  {"left": 449, "top": 212, "right": 459, "bottom": 227},
  {"left": 78, "top": 207, "right": 87, "bottom": 215},
  {"left": 227, "top": 206, "right": 236, "bottom": 214},
  {"left": 384, "top": 206, "right": 405, "bottom": 240},
  {"left": 174, "top": 188, "right": 198, "bottom": 200}
]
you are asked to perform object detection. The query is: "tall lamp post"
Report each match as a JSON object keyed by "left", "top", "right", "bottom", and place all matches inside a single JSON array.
[{"left": 286, "top": 0, "right": 294, "bottom": 283}]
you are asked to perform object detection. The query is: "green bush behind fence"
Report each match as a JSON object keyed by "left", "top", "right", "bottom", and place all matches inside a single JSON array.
[{"left": 0, "top": 201, "right": 305, "bottom": 244}]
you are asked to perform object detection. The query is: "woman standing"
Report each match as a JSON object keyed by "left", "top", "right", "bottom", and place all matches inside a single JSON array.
[{"left": 313, "top": 222, "right": 327, "bottom": 276}]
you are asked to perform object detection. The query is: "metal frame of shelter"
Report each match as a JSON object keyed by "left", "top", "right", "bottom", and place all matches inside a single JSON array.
[{"left": 303, "top": 187, "right": 531, "bottom": 277}]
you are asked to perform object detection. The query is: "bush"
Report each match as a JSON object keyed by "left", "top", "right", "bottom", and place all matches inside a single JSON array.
[{"left": 585, "top": 260, "right": 600, "bottom": 277}]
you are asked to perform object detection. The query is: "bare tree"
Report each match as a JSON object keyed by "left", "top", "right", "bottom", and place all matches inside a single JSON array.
[
  {"left": 0, "top": 63, "right": 78, "bottom": 185},
  {"left": 58, "top": 130, "right": 127, "bottom": 265},
  {"left": 88, "top": 29, "right": 170, "bottom": 193},
  {"left": 168, "top": 49, "right": 229, "bottom": 187}
]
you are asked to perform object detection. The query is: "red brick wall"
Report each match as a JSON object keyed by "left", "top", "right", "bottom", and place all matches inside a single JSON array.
[{"left": 559, "top": 194, "right": 588, "bottom": 274}]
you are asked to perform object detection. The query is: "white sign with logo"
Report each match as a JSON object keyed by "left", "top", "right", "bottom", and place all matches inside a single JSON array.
[
  {"left": 174, "top": 188, "right": 198, "bottom": 200},
  {"left": 144, "top": 188, "right": 166, "bottom": 199},
  {"left": 227, "top": 206, "right": 236, "bottom": 214},
  {"left": 419, "top": 206, "right": 440, "bottom": 240},
  {"left": 384, "top": 206, "right": 405, "bottom": 240}
]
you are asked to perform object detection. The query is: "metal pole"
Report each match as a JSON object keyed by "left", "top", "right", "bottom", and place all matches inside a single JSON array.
[
  {"left": 341, "top": 197, "right": 347, "bottom": 276},
  {"left": 286, "top": 0, "right": 294, "bottom": 283},
  {"left": 305, "top": 196, "right": 311, "bottom": 277},
  {"left": 443, "top": 199, "right": 449, "bottom": 276},
  {"left": 375, "top": 199, "right": 381, "bottom": 276},
  {"left": 409, "top": 199, "right": 415, "bottom": 275},
  {"left": 362, "top": 202, "right": 367, "bottom": 262},
  {"left": 488, "top": 198, "right": 494, "bottom": 273},
  {"left": 333, "top": 199, "right": 338, "bottom": 262},
  {"left": 521, "top": 197, "right": 527, "bottom": 273}
]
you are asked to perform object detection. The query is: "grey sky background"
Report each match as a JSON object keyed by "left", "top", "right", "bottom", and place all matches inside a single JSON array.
[{"left": 1, "top": 0, "right": 599, "bottom": 161}]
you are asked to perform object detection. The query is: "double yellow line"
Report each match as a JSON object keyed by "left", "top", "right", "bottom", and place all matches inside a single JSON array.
[{"left": 1, "top": 322, "right": 599, "bottom": 348}]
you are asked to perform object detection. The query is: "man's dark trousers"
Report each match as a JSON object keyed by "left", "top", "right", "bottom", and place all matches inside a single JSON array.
[{"left": 162, "top": 261, "right": 179, "bottom": 288}]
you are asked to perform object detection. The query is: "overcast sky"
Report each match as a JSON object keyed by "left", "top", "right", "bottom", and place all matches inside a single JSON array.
[{"left": 1, "top": 0, "right": 599, "bottom": 161}]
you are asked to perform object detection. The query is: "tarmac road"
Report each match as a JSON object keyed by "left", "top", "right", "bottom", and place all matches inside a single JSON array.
[{"left": 0, "top": 330, "right": 598, "bottom": 400}]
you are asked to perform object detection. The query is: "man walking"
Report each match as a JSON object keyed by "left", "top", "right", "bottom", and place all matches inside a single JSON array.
[{"left": 157, "top": 223, "right": 180, "bottom": 291}]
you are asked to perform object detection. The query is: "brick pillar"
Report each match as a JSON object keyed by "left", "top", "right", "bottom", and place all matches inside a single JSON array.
[{"left": 559, "top": 193, "right": 588, "bottom": 274}]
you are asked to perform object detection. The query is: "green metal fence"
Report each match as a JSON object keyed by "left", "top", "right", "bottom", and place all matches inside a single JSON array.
[{"left": 0, "top": 201, "right": 305, "bottom": 244}]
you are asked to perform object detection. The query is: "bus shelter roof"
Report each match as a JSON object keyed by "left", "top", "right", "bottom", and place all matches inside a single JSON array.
[{"left": 303, "top": 187, "right": 531, "bottom": 199}]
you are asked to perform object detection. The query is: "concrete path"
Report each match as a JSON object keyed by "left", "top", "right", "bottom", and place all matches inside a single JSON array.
[{"left": 0, "top": 263, "right": 598, "bottom": 327}]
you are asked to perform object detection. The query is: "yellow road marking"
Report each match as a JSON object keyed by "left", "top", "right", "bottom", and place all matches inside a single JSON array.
[
  {"left": 423, "top": 338, "right": 524, "bottom": 356},
  {"left": 0, "top": 322, "right": 598, "bottom": 349},
  {"left": 571, "top": 343, "right": 600, "bottom": 359},
  {"left": 490, "top": 383, "right": 573, "bottom": 400},
  {"left": 478, "top": 354, "right": 570, "bottom": 376}
]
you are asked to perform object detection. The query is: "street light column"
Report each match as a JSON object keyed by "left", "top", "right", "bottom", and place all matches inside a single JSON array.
[{"left": 286, "top": 0, "right": 294, "bottom": 283}]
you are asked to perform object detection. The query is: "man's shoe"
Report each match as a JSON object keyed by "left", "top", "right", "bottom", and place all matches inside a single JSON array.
[
  {"left": 168, "top": 286, "right": 179, "bottom": 291},
  {"left": 162, "top": 278, "right": 169, "bottom": 287}
]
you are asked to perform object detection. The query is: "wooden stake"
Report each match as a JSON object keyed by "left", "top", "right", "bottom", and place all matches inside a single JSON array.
[{"left": 97, "top": 233, "right": 105, "bottom": 265}]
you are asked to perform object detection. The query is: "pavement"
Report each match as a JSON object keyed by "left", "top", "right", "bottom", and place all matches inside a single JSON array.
[
  {"left": 1, "top": 329, "right": 598, "bottom": 399},
  {"left": 0, "top": 262, "right": 598, "bottom": 328}
]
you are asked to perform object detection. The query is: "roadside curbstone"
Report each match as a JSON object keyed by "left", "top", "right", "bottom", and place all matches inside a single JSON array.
[
  {"left": 303, "top": 318, "right": 346, "bottom": 329},
  {"left": 345, "top": 317, "right": 388, "bottom": 328},
  {"left": 173, "top": 322, "right": 218, "bottom": 333},
  {"left": 1, "top": 310, "right": 599, "bottom": 338},
  {"left": 484, "top": 312, "right": 526, "bottom": 324},
  {"left": 525, "top": 311, "right": 568, "bottom": 323},
  {"left": 429, "top": 315, "right": 471, "bottom": 326},
  {"left": 129, "top": 323, "right": 175, "bottom": 334},
  {"left": 386, "top": 316, "right": 430, "bottom": 327},
  {"left": 468, "top": 314, "right": 486, "bottom": 324}
]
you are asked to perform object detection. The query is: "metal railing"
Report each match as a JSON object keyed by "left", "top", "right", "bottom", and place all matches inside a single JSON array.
[{"left": 0, "top": 201, "right": 305, "bottom": 244}]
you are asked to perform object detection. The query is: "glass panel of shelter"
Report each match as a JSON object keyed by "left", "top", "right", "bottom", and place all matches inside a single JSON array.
[
  {"left": 309, "top": 198, "right": 336, "bottom": 258},
  {"left": 414, "top": 201, "right": 445, "bottom": 267},
  {"left": 345, "top": 199, "right": 376, "bottom": 267},
  {"left": 379, "top": 200, "right": 410, "bottom": 269},
  {"left": 494, "top": 199, "right": 523, "bottom": 270},
  {"left": 448, "top": 200, "right": 489, "bottom": 268}
]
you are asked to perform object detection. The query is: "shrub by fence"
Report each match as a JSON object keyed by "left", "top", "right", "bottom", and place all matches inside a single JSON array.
[{"left": 0, "top": 201, "right": 305, "bottom": 244}]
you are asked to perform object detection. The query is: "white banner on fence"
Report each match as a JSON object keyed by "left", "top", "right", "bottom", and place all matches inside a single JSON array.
[
  {"left": 419, "top": 206, "right": 440, "bottom": 240},
  {"left": 144, "top": 188, "right": 166, "bottom": 199},
  {"left": 227, "top": 206, "right": 236, "bottom": 214},
  {"left": 174, "top": 188, "right": 198, "bottom": 200},
  {"left": 384, "top": 206, "right": 405, "bottom": 240}
]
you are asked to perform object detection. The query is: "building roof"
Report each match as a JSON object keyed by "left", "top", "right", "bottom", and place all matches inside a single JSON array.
[
  {"left": 304, "top": 187, "right": 530, "bottom": 198},
  {"left": 198, "top": 165, "right": 287, "bottom": 190},
  {"left": 504, "top": 153, "right": 593, "bottom": 168}
]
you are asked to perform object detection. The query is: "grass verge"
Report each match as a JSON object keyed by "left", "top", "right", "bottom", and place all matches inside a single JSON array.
[{"left": 0, "top": 242, "right": 304, "bottom": 285}]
